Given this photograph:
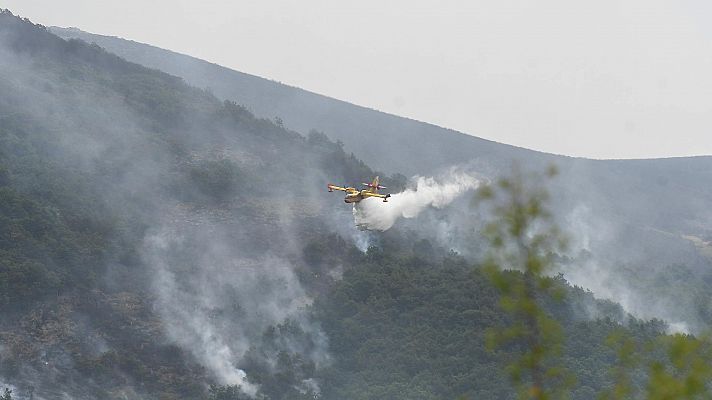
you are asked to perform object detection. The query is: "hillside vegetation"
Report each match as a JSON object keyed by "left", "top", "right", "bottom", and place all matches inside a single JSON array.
[{"left": 51, "top": 26, "right": 712, "bottom": 334}]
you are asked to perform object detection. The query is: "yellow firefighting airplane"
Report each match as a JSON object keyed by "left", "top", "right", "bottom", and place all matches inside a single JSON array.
[{"left": 328, "top": 176, "right": 391, "bottom": 203}]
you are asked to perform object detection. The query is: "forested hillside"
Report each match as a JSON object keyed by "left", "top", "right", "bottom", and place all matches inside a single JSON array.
[
  {"left": 0, "top": 10, "right": 710, "bottom": 400},
  {"left": 51, "top": 26, "right": 712, "bottom": 334},
  {"left": 0, "top": 10, "right": 389, "bottom": 398}
]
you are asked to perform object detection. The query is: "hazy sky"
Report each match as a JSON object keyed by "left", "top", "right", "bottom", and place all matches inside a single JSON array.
[{"left": 4, "top": 0, "right": 712, "bottom": 159}]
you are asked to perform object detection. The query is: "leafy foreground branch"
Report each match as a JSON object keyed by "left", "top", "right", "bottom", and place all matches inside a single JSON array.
[
  {"left": 477, "top": 166, "right": 573, "bottom": 400},
  {"left": 478, "top": 166, "right": 712, "bottom": 400}
]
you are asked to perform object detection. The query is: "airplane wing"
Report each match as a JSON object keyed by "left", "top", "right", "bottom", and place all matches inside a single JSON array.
[
  {"left": 328, "top": 184, "right": 357, "bottom": 194},
  {"left": 362, "top": 192, "right": 391, "bottom": 202}
]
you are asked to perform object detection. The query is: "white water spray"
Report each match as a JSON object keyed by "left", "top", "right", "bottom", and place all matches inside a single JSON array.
[{"left": 353, "top": 172, "right": 481, "bottom": 231}]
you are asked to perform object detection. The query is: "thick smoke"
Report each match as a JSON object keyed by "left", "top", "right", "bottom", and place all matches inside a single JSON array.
[
  {"left": 353, "top": 171, "right": 481, "bottom": 231},
  {"left": 143, "top": 229, "right": 257, "bottom": 394},
  {"left": 0, "top": 19, "right": 334, "bottom": 397},
  {"left": 556, "top": 203, "right": 709, "bottom": 334},
  {"left": 142, "top": 213, "right": 330, "bottom": 396}
]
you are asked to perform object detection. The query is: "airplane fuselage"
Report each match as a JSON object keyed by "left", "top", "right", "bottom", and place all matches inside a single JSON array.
[{"left": 344, "top": 191, "right": 368, "bottom": 203}]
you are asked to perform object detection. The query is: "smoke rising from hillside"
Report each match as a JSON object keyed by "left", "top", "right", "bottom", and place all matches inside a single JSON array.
[
  {"left": 557, "top": 203, "right": 710, "bottom": 334},
  {"left": 0, "top": 21, "right": 335, "bottom": 397},
  {"left": 142, "top": 213, "right": 330, "bottom": 397},
  {"left": 353, "top": 171, "right": 481, "bottom": 231}
]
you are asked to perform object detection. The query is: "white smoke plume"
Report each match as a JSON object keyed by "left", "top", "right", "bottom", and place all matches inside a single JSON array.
[
  {"left": 353, "top": 171, "right": 481, "bottom": 231},
  {"left": 143, "top": 230, "right": 258, "bottom": 396},
  {"left": 557, "top": 204, "right": 701, "bottom": 334},
  {"left": 142, "top": 221, "right": 328, "bottom": 397}
]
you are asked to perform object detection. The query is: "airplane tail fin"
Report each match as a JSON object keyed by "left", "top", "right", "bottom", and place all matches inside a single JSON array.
[
  {"left": 362, "top": 176, "right": 386, "bottom": 193},
  {"left": 370, "top": 176, "right": 379, "bottom": 193}
]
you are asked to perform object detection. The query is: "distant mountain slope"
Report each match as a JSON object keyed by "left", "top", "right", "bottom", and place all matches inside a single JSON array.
[{"left": 50, "top": 27, "right": 551, "bottom": 175}]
